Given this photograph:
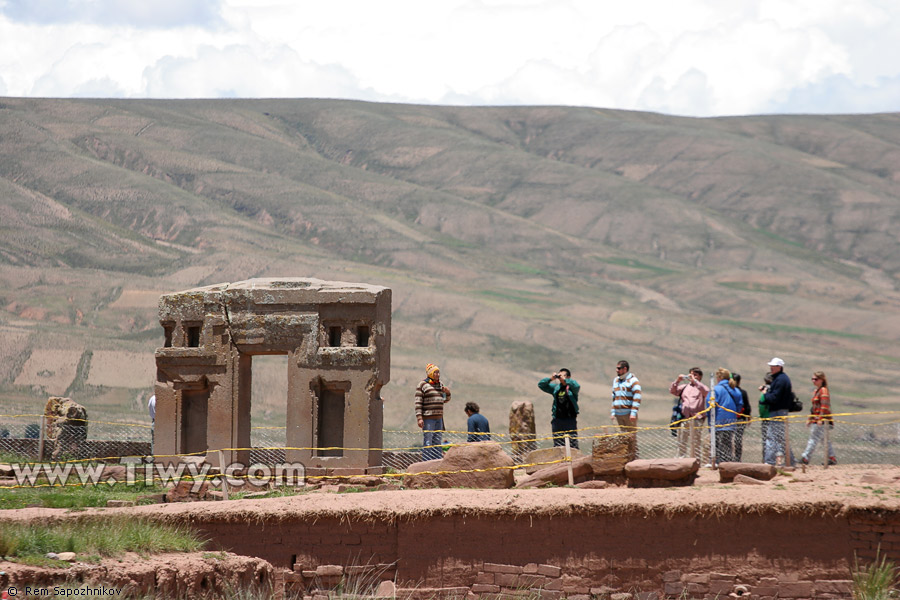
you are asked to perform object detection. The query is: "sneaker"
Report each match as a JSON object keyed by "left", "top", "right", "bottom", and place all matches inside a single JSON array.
[
  {"left": 800, "top": 456, "right": 809, "bottom": 465},
  {"left": 828, "top": 456, "right": 837, "bottom": 466}
]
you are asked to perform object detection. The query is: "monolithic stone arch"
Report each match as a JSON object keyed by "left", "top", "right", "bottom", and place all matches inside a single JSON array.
[{"left": 154, "top": 278, "right": 391, "bottom": 475}]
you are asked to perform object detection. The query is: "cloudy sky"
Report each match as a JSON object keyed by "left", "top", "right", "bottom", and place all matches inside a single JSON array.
[{"left": 0, "top": 0, "right": 898, "bottom": 117}]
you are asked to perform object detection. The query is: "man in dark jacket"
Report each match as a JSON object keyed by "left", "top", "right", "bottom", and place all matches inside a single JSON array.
[
  {"left": 538, "top": 368, "right": 580, "bottom": 449},
  {"left": 759, "top": 357, "right": 794, "bottom": 465}
]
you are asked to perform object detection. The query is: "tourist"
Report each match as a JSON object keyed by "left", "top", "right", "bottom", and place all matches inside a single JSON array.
[
  {"left": 538, "top": 368, "right": 581, "bottom": 448},
  {"left": 415, "top": 363, "right": 452, "bottom": 461},
  {"left": 758, "top": 372, "right": 774, "bottom": 463},
  {"left": 464, "top": 402, "right": 491, "bottom": 442},
  {"left": 707, "top": 368, "right": 743, "bottom": 464},
  {"left": 732, "top": 374, "right": 751, "bottom": 461},
  {"left": 759, "top": 357, "right": 795, "bottom": 466},
  {"left": 801, "top": 371, "right": 836, "bottom": 466},
  {"left": 669, "top": 368, "right": 709, "bottom": 462},
  {"left": 611, "top": 360, "right": 641, "bottom": 455}
]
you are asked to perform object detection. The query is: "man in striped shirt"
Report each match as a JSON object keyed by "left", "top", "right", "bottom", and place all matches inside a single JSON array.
[
  {"left": 611, "top": 360, "right": 642, "bottom": 455},
  {"left": 415, "top": 363, "right": 452, "bottom": 461}
]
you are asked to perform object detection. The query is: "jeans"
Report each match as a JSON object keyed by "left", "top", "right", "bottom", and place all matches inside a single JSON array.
[
  {"left": 716, "top": 430, "right": 735, "bottom": 464},
  {"left": 422, "top": 418, "right": 445, "bottom": 461},
  {"left": 551, "top": 417, "right": 579, "bottom": 449},
  {"left": 733, "top": 421, "right": 749, "bottom": 462},
  {"left": 802, "top": 422, "right": 834, "bottom": 461},
  {"left": 764, "top": 409, "right": 795, "bottom": 466}
]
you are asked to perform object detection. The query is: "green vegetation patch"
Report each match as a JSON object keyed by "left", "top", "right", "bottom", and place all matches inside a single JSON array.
[
  {"left": 711, "top": 318, "right": 870, "bottom": 341},
  {"left": 717, "top": 281, "right": 791, "bottom": 294},
  {"left": 0, "top": 480, "right": 168, "bottom": 510},
  {"left": 0, "top": 518, "right": 204, "bottom": 560},
  {"left": 597, "top": 257, "right": 677, "bottom": 276}
]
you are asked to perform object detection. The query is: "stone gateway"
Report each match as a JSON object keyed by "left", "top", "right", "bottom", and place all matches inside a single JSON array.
[{"left": 153, "top": 278, "right": 391, "bottom": 475}]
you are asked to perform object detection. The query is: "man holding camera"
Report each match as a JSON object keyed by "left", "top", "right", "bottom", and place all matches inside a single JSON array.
[{"left": 538, "top": 368, "right": 581, "bottom": 449}]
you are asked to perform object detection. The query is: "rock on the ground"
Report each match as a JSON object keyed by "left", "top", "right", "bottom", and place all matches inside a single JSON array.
[
  {"left": 516, "top": 455, "right": 595, "bottom": 488},
  {"left": 524, "top": 447, "right": 584, "bottom": 475},
  {"left": 576, "top": 480, "right": 609, "bottom": 489},
  {"left": 57, "top": 552, "right": 76, "bottom": 561},
  {"left": 375, "top": 580, "right": 396, "bottom": 598},
  {"left": 625, "top": 458, "right": 699, "bottom": 480},
  {"left": 733, "top": 474, "right": 767, "bottom": 485},
  {"left": 717, "top": 462, "right": 777, "bottom": 483},
  {"left": 404, "top": 442, "right": 515, "bottom": 489},
  {"left": 165, "top": 480, "right": 211, "bottom": 502}
]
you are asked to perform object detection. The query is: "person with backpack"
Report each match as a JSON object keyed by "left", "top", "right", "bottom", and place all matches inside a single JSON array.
[
  {"left": 538, "top": 368, "right": 580, "bottom": 449},
  {"left": 759, "top": 357, "right": 795, "bottom": 466},
  {"left": 706, "top": 368, "right": 744, "bottom": 464},
  {"left": 732, "top": 373, "right": 751, "bottom": 461},
  {"left": 801, "top": 371, "right": 836, "bottom": 466},
  {"left": 669, "top": 368, "right": 710, "bottom": 463}
]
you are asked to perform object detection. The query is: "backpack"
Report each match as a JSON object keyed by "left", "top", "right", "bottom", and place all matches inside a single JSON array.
[{"left": 789, "top": 392, "right": 803, "bottom": 413}]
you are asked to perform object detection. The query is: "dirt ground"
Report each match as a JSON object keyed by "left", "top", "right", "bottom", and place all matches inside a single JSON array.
[{"left": 2, "top": 464, "right": 899, "bottom": 525}]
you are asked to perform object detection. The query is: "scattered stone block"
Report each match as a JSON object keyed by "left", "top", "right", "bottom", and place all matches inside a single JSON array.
[
  {"left": 515, "top": 455, "right": 594, "bottom": 488},
  {"left": 575, "top": 480, "right": 608, "bottom": 489},
  {"left": 624, "top": 458, "right": 698, "bottom": 487},
  {"left": 105, "top": 499, "right": 135, "bottom": 507},
  {"left": 375, "top": 580, "right": 396, "bottom": 598},
  {"left": 592, "top": 435, "right": 636, "bottom": 473},
  {"left": 165, "top": 480, "right": 211, "bottom": 502},
  {"left": 524, "top": 447, "right": 584, "bottom": 474},
  {"left": 717, "top": 462, "right": 777, "bottom": 483},
  {"left": 733, "top": 474, "right": 766, "bottom": 485},
  {"left": 405, "top": 443, "right": 515, "bottom": 489},
  {"left": 57, "top": 552, "right": 76, "bottom": 561},
  {"left": 625, "top": 458, "right": 698, "bottom": 480}
]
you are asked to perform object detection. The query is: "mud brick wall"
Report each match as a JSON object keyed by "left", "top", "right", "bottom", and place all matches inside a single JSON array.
[
  {"left": 848, "top": 508, "right": 900, "bottom": 562},
  {"left": 194, "top": 507, "right": 874, "bottom": 597}
]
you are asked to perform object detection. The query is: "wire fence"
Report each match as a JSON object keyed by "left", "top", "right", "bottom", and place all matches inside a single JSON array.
[{"left": 3, "top": 411, "right": 900, "bottom": 470}]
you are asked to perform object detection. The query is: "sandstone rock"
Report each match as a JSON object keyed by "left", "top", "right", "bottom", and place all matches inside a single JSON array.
[
  {"left": 575, "top": 480, "right": 609, "bottom": 489},
  {"left": 316, "top": 565, "right": 344, "bottom": 577},
  {"left": 100, "top": 465, "right": 128, "bottom": 482},
  {"left": 625, "top": 458, "right": 699, "bottom": 480},
  {"left": 375, "top": 580, "right": 396, "bottom": 598},
  {"left": 524, "top": 447, "right": 584, "bottom": 475},
  {"left": 404, "top": 442, "right": 515, "bottom": 489},
  {"left": 717, "top": 462, "right": 777, "bottom": 483},
  {"left": 57, "top": 552, "right": 76, "bottom": 561},
  {"left": 0, "top": 463, "right": 14, "bottom": 477},
  {"left": 592, "top": 435, "right": 636, "bottom": 473},
  {"left": 733, "top": 474, "right": 766, "bottom": 485},
  {"left": 516, "top": 455, "right": 594, "bottom": 488},
  {"left": 106, "top": 499, "right": 135, "bottom": 507},
  {"left": 165, "top": 480, "right": 211, "bottom": 502},
  {"left": 509, "top": 401, "right": 537, "bottom": 462}
]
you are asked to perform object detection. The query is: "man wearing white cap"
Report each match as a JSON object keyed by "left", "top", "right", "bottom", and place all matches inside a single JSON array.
[{"left": 759, "top": 357, "right": 794, "bottom": 466}]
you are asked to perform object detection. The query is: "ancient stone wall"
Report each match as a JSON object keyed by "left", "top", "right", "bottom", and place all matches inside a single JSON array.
[
  {"left": 191, "top": 506, "right": 871, "bottom": 598},
  {"left": 154, "top": 278, "right": 390, "bottom": 474}
]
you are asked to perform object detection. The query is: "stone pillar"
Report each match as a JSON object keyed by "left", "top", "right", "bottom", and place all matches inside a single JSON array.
[{"left": 509, "top": 400, "right": 536, "bottom": 464}]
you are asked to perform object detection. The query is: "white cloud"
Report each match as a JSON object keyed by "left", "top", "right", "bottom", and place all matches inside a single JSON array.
[
  {"left": 1, "top": 0, "right": 223, "bottom": 28},
  {"left": 0, "top": 0, "right": 898, "bottom": 116}
]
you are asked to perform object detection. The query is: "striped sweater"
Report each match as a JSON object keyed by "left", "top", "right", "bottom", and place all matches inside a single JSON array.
[
  {"left": 415, "top": 380, "right": 449, "bottom": 419},
  {"left": 611, "top": 372, "right": 642, "bottom": 418}
]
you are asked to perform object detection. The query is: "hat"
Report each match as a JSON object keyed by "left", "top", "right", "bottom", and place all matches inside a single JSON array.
[
  {"left": 767, "top": 357, "right": 785, "bottom": 367},
  {"left": 426, "top": 363, "right": 440, "bottom": 378}
]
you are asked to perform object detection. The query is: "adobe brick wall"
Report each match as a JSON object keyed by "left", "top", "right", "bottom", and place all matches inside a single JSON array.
[{"left": 192, "top": 506, "right": 886, "bottom": 598}]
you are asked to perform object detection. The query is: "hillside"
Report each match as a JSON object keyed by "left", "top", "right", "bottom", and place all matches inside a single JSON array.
[{"left": 0, "top": 98, "right": 898, "bottom": 439}]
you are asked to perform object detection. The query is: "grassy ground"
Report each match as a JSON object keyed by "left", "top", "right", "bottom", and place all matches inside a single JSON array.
[{"left": 0, "top": 518, "right": 205, "bottom": 565}]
